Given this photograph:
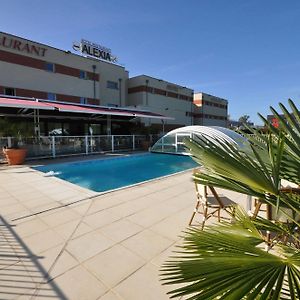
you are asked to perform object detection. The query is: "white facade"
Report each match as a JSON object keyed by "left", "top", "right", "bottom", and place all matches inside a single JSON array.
[
  {"left": 193, "top": 92, "right": 228, "bottom": 127},
  {"left": 0, "top": 32, "right": 229, "bottom": 132},
  {"left": 128, "top": 75, "right": 194, "bottom": 129},
  {"left": 0, "top": 32, "right": 128, "bottom": 107}
]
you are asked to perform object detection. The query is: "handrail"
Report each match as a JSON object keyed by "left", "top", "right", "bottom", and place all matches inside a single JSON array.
[{"left": 0, "top": 134, "right": 160, "bottom": 160}]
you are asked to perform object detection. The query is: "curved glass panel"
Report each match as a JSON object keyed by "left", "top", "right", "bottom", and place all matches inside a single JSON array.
[{"left": 151, "top": 125, "right": 248, "bottom": 155}]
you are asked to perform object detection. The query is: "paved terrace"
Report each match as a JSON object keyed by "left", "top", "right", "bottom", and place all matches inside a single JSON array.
[{"left": 0, "top": 157, "right": 248, "bottom": 300}]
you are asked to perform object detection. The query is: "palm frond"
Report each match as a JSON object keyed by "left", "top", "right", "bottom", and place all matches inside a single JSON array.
[{"left": 161, "top": 216, "right": 300, "bottom": 299}]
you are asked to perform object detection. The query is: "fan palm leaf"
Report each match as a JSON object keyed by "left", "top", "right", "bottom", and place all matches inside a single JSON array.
[{"left": 161, "top": 213, "right": 300, "bottom": 299}]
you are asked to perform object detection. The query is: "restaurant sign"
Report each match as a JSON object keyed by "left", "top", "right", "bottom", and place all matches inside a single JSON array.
[{"left": 73, "top": 39, "right": 117, "bottom": 63}]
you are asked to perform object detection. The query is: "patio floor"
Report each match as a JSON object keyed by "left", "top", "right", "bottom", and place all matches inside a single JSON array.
[{"left": 0, "top": 160, "right": 248, "bottom": 300}]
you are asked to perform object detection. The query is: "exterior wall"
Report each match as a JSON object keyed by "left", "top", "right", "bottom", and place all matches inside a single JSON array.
[
  {"left": 128, "top": 75, "right": 194, "bottom": 127},
  {"left": 0, "top": 32, "right": 230, "bottom": 131},
  {"left": 193, "top": 92, "right": 228, "bottom": 127},
  {"left": 0, "top": 32, "right": 128, "bottom": 106}
]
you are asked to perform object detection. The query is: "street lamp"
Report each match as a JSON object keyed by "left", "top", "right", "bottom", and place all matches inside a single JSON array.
[
  {"left": 145, "top": 79, "right": 149, "bottom": 106},
  {"left": 118, "top": 78, "right": 122, "bottom": 106}
]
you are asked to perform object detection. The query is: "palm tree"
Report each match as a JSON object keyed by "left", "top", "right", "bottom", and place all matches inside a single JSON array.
[{"left": 161, "top": 100, "right": 300, "bottom": 299}]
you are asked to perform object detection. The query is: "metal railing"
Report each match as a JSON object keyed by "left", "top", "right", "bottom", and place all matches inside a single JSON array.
[{"left": 0, "top": 134, "right": 161, "bottom": 160}]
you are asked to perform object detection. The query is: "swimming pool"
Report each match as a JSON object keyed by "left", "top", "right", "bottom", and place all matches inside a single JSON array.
[{"left": 35, "top": 153, "right": 198, "bottom": 192}]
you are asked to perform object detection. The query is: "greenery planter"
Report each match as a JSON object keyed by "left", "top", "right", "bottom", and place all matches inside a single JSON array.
[{"left": 3, "top": 148, "right": 27, "bottom": 165}]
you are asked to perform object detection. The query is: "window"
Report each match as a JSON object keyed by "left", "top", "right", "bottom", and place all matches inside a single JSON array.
[
  {"left": 4, "top": 87, "right": 16, "bottom": 96},
  {"left": 47, "top": 93, "right": 56, "bottom": 101},
  {"left": 106, "top": 81, "right": 119, "bottom": 90},
  {"left": 79, "top": 70, "right": 87, "bottom": 79},
  {"left": 80, "top": 97, "right": 87, "bottom": 104},
  {"left": 45, "top": 62, "right": 55, "bottom": 72}
]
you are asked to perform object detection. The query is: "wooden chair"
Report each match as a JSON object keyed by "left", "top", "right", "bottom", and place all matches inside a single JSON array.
[
  {"left": 252, "top": 180, "right": 300, "bottom": 222},
  {"left": 189, "top": 181, "right": 236, "bottom": 229},
  {"left": 251, "top": 186, "right": 300, "bottom": 248}
]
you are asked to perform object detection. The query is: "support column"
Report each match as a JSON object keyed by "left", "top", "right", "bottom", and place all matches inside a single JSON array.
[{"left": 106, "top": 115, "right": 111, "bottom": 135}]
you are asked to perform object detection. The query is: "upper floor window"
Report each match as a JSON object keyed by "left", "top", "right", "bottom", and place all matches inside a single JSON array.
[
  {"left": 79, "top": 70, "right": 87, "bottom": 79},
  {"left": 45, "top": 62, "right": 55, "bottom": 72},
  {"left": 4, "top": 87, "right": 16, "bottom": 96},
  {"left": 47, "top": 93, "right": 56, "bottom": 101},
  {"left": 106, "top": 81, "right": 118, "bottom": 90}
]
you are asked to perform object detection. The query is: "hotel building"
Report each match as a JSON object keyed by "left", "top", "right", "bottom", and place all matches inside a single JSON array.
[
  {"left": 0, "top": 31, "right": 228, "bottom": 136},
  {"left": 128, "top": 75, "right": 194, "bottom": 131},
  {"left": 193, "top": 92, "right": 228, "bottom": 127}
]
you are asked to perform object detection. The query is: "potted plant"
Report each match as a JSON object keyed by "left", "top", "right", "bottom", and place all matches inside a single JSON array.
[
  {"left": 0, "top": 117, "right": 32, "bottom": 165},
  {"left": 3, "top": 143, "right": 27, "bottom": 165}
]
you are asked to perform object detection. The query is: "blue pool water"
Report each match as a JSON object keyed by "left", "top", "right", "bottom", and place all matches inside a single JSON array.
[{"left": 35, "top": 153, "right": 198, "bottom": 192}]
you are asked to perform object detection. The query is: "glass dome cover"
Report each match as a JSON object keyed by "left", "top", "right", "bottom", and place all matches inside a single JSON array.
[{"left": 151, "top": 126, "right": 248, "bottom": 155}]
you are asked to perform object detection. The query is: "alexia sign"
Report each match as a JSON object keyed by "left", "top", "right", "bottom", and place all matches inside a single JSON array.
[{"left": 73, "top": 39, "right": 117, "bottom": 63}]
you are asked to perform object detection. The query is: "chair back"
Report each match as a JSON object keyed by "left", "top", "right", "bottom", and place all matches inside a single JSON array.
[{"left": 194, "top": 181, "right": 208, "bottom": 205}]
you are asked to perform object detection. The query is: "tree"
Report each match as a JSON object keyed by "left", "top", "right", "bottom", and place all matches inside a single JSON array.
[
  {"left": 161, "top": 99, "right": 300, "bottom": 299},
  {"left": 238, "top": 114, "right": 251, "bottom": 125}
]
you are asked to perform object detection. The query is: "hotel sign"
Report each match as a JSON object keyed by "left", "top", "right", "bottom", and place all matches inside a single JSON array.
[
  {"left": 0, "top": 34, "right": 47, "bottom": 57},
  {"left": 73, "top": 39, "right": 117, "bottom": 63}
]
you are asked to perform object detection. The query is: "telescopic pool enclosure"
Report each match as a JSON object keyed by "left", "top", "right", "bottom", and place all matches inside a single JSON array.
[{"left": 150, "top": 125, "right": 248, "bottom": 155}]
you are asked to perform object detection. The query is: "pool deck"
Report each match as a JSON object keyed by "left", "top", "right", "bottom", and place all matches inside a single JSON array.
[{"left": 0, "top": 158, "right": 248, "bottom": 300}]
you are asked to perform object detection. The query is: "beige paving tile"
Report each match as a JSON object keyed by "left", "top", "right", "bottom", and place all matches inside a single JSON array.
[
  {"left": 150, "top": 243, "right": 179, "bottom": 268},
  {"left": 21, "top": 195, "right": 55, "bottom": 209},
  {"left": 39, "top": 208, "right": 80, "bottom": 227},
  {"left": 106, "top": 195, "right": 161, "bottom": 218},
  {"left": 0, "top": 203, "right": 28, "bottom": 216},
  {"left": 99, "top": 291, "right": 123, "bottom": 300},
  {"left": 39, "top": 246, "right": 79, "bottom": 279},
  {"left": 0, "top": 196, "right": 19, "bottom": 206},
  {"left": 121, "top": 229, "right": 173, "bottom": 261},
  {"left": 113, "top": 263, "right": 170, "bottom": 300},
  {"left": 0, "top": 263, "right": 40, "bottom": 300},
  {"left": 58, "top": 194, "right": 91, "bottom": 205},
  {"left": 150, "top": 207, "right": 192, "bottom": 241},
  {"left": 68, "top": 201, "right": 91, "bottom": 215},
  {"left": 87, "top": 195, "right": 127, "bottom": 214},
  {"left": 127, "top": 202, "right": 180, "bottom": 228},
  {"left": 14, "top": 217, "right": 49, "bottom": 238},
  {"left": 17, "top": 287, "right": 62, "bottom": 300},
  {"left": 28, "top": 202, "right": 62, "bottom": 215},
  {"left": 66, "top": 231, "right": 115, "bottom": 262},
  {"left": 53, "top": 219, "right": 93, "bottom": 240},
  {"left": 150, "top": 219, "right": 186, "bottom": 242},
  {"left": 5, "top": 208, "right": 33, "bottom": 221},
  {"left": 53, "top": 265, "right": 107, "bottom": 300},
  {"left": 23, "top": 230, "right": 64, "bottom": 254},
  {"left": 98, "top": 219, "right": 143, "bottom": 243},
  {"left": 83, "top": 210, "right": 121, "bottom": 229},
  {"left": 84, "top": 244, "right": 145, "bottom": 287}
]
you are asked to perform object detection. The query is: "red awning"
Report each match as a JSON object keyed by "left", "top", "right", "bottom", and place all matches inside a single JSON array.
[
  {"left": 51, "top": 102, "right": 135, "bottom": 117},
  {"left": 0, "top": 97, "right": 54, "bottom": 110},
  {"left": 0, "top": 96, "right": 173, "bottom": 120}
]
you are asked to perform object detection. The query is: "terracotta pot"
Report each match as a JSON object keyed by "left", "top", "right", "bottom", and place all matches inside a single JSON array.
[{"left": 3, "top": 148, "right": 27, "bottom": 165}]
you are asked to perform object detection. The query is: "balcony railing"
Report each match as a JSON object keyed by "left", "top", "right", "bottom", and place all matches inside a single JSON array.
[{"left": 0, "top": 135, "right": 161, "bottom": 160}]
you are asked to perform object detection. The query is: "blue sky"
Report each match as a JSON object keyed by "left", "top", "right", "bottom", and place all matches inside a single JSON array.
[{"left": 1, "top": 0, "right": 300, "bottom": 124}]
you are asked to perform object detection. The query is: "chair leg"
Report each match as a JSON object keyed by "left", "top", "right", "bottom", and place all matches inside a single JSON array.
[
  {"left": 189, "top": 200, "right": 200, "bottom": 226},
  {"left": 189, "top": 210, "right": 196, "bottom": 226},
  {"left": 217, "top": 208, "right": 221, "bottom": 222},
  {"left": 252, "top": 201, "right": 262, "bottom": 218},
  {"left": 201, "top": 206, "right": 208, "bottom": 230}
]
